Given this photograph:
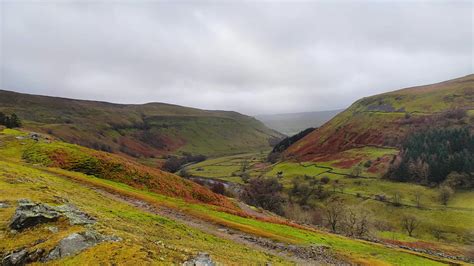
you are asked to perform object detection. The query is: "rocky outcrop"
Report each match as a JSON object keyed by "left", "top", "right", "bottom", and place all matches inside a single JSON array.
[
  {"left": 9, "top": 199, "right": 95, "bottom": 231},
  {"left": 44, "top": 230, "right": 121, "bottom": 261},
  {"left": 9, "top": 199, "right": 62, "bottom": 231},
  {"left": 183, "top": 252, "right": 216, "bottom": 266}
]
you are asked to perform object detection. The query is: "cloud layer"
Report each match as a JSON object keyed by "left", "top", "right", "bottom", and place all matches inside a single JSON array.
[{"left": 1, "top": 1, "right": 472, "bottom": 114}]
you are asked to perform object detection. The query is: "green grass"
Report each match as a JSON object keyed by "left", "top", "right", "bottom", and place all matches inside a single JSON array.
[
  {"left": 51, "top": 167, "right": 455, "bottom": 265},
  {"left": 190, "top": 145, "right": 474, "bottom": 249},
  {"left": 187, "top": 152, "right": 269, "bottom": 183},
  {"left": 0, "top": 159, "right": 290, "bottom": 265},
  {"left": 0, "top": 129, "right": 468, "bottom": 265}
]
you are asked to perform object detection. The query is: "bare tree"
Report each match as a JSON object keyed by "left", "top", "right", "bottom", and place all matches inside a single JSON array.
[
  {"left": 392, "top": 192, "right": 403, "bottom": 206},
  {"left": 325, "top": 198, "right": 345, "bottom": 232},
  {"left": 401, "top": 215, "right": 420, "bottom": 237},
  {"left": 438, "top": 185, "right": 454, "bottom": 206},
  {"left": 343, "top": 209, "right": 371, "bottom": 237}
]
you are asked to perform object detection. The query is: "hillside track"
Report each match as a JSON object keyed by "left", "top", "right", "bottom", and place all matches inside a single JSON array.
[{"left": 94, "top": 188, "right": 349, "bottom": 265}]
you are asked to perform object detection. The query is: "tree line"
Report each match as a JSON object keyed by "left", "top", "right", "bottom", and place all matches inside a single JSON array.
[
  {"left": 0, "top": 112, "right": 21, "bottom": 128},
  {"left": 385, "top": 127, "right": 473, "bottom": 187}
]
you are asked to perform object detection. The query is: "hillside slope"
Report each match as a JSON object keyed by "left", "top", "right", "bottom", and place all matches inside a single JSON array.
[
  {"left": 285, "top": 74, "right": 474, "bottom": 161},
  {"left": 0, "top": 129, "right": 463, "bottom": 265},
  {"left": 257, "top": 109, "right": 343, "bottom": 136},
  {"left": 0, "top": 90, "right": 282, "bottom": 158}
]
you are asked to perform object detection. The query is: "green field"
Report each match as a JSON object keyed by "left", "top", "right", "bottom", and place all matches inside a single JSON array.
[{"left": 186, "top": 147, "right": 474, "bottom": 249}]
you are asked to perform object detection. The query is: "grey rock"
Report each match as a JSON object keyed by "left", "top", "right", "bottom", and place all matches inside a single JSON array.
[
  {"left": 0, "top": 201, "right": 9, "bottom": 208},
  {"left": 2, "top": 249, "right": 28, "bottom": 266},
  {"left": 9, "top": 200, "right": 62, "bottom": 231},
  {"left": 183, "top": 252, "right": 215, "bottom": 266},
  {"left": 9, "top": 200, "right": 95, "bottom": 231},
  {"left": 45, "top": 230, "right": 121, "bottom": 261},
  {"left": 55, "top": 204, "right": 95, "bottom": 225}
]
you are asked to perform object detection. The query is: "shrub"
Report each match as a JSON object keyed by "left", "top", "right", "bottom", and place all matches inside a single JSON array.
[
  {"left": 211, "top": 182, "right": 226, "bottom": 195},
  {"left": 320, "top": 176, "right": 330, "bottom": 184},
  {"left": 241, "top": 177, "right": 285, "bottom": 215}
]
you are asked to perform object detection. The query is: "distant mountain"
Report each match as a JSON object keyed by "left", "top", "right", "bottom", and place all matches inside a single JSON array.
[
  {"left": 284, "top": 74, "right": 474, "bottom": 161},
  {"left": 256, "top": 109, "right": 343, "bottom": 136},
  {"left": 0, "top": 90, "right": 283, "bottom": 158}
]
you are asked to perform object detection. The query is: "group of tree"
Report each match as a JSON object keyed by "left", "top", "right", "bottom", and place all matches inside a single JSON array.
[
  {"left": 240, "top": 177, "right": 285, "bottom": 215},
  {"left": 385, "top": 127, "right": 473, "bottom": 186},
  {"left": 288, "top": 175, "right": 329, "bottom": 205},
  {"left": 323, "top": 198, "right": 371, "bottom": 237},
  {"left": 162, "top": 152, "right": 207, "bottom": 173},
  {"left": 267, "top": 127, "right": 315, "bottom": 163},
  {"left": 0, "top": 112, "right": 21, "bottom": 128}
]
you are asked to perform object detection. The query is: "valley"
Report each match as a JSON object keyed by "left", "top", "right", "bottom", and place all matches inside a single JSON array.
[{"left": 0, "top": 75, "right": 472, "bottom": 265}]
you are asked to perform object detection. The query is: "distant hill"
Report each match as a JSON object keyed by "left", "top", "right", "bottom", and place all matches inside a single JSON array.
[
  {"left": 284, "top": 74, "right": 474, "bottom": 161},
  {"left": 0, "top": 90, "right": 283, "bottom": 158},
  {"left": 256, "top": 109, "right": 343, "bottom": 136}
]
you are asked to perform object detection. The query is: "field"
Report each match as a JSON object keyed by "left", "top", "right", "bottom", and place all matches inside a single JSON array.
[{"left": 186, "top": 146, "right": 474, "bottom": 250}]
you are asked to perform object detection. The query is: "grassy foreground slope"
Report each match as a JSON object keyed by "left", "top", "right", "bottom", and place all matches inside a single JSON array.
[
  {"left": 285, "top": 74, "right": 474, "bottom": 161},
  {"left": 0, "top": 129, "right": 461, "bottom": 265},
  {"left": 0, "top": 90, "right": 282, "bottom": 158}
]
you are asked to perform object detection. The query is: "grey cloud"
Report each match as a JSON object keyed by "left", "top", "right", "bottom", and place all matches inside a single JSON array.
[{"left": 1, "top": 1, "right": 472, "bottom": 115}]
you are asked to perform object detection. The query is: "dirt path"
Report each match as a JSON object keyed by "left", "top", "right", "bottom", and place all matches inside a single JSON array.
[{"left": 94, "top": 188, "right": 349, "bottom": 265}]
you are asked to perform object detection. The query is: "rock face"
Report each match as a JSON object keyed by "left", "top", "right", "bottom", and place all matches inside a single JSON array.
[
  {"left": 183, "top": 252, "right": 216, "bottom": 266},
  {"left": 45, "top": 230, "right": 121, "bottom": 261},
  {"left": 9, "top": 199, "right": 62, "bottom": 231},
  {"left": 9, "top": 199, "right": 95, "bottom": 231}
]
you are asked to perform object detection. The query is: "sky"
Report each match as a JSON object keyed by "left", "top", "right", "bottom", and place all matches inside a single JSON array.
[{"left": 0, "top": 1, "right": 472, "bottom": 115}]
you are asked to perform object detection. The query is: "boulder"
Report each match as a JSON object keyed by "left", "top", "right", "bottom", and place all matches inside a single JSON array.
[
  {"left": 9, "top": 200, "right": 95, "bottom": 231},
  {"left": 45, "top": 230, "right": 121, "bottom": 261},
  {"left": 9, "top": 200, "right": 62, "bottom": 231},
  {"left": 183, "top": 252, "right": 216, "bottom": 266}
]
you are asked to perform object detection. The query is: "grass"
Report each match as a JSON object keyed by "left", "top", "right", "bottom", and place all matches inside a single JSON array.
[
  {"left": 187, "top": 152, "right": 269, "bottom": 183},
  {"left": 18, "top": 136, "right": 236, "bottom": 210},
  {"left": 47, "top": 167, "right": 456, "bottom": 266},
  {"left": 0, "top": 160, "right": 289, "bottom": 265},
  {"left": 0, "top": 129, "right": 461, "bottom": 265},
  {"left": 188, "top": 143, "right": 474, "bottom": 249}
]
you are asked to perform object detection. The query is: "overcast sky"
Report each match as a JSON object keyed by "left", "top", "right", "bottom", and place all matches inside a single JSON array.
[{"left": 1, "top": 1, "right": 472, "bottom": 115}]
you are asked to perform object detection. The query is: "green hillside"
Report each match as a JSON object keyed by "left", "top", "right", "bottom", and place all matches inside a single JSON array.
[
  {"left": 0, "top": 128, "right": 464, "bottom": 265},
  {"left": 285, "top": 74, "right": 474, "bottom": 161},
  {"left": 0, "top": 90, "right": 283, "bottom": 158}
]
